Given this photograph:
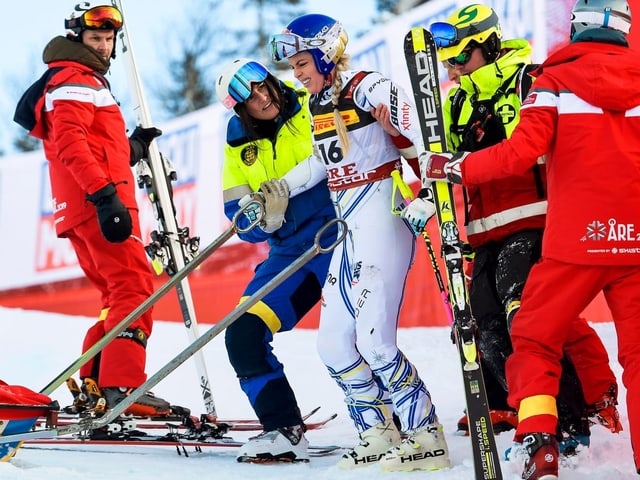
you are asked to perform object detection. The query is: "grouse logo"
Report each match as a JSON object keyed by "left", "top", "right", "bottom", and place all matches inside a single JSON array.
[{"left": 241, "top": 145, "right": 258, "bottom": 166}]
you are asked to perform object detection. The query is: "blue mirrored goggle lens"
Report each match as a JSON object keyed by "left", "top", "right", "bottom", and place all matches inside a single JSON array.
[
  {"left": 430, "top": 22, "right": 459, "bottom": 48},
  {"left": 229, "top": 62, "right": 268, "bottom": 103}
]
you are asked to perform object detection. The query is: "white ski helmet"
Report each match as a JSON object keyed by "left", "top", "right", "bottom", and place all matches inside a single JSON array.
[
  {"left": 216, "top": 58, "right": 269, "bottom": 109},
  {"left": 570, "top": 0, "right": 631, "bottom": 39}
]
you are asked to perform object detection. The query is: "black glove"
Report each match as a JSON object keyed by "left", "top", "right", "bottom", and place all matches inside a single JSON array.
[
  {"left": 86, "top": 183, "right": 132, "bottom": 243},
  {"left": 129, "top": 126, "right": 162, "bottom": 166}
]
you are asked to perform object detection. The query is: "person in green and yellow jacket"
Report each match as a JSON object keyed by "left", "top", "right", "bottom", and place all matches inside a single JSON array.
[
  {"left": 430, "top": 4, "right": 620, "bottom": 451},
  {"left": 215, "top": 58, "right": 337, "bottom": 463}
]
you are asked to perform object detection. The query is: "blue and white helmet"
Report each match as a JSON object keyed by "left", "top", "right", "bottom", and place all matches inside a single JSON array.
[
  {"left": 570, "top": 0, "right": 631, "bottom": 39},
  {"left": 216, "top": 58, "right": 269, "bottom": 109},
  {"left": 270, "top": 14, "right": 348, "bottom": 74}
]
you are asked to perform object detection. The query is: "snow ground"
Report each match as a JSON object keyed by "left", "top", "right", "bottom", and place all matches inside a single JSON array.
[{"left": 0, "top": 306, "right": 635, "bottom": 479}]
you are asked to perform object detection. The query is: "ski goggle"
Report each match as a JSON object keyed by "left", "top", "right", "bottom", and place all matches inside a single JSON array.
[
  {"left": 270, "top": 21, "right": 344, "bottom": 62},
  {"left": 65, "top": 6, "right": 123, "bottom": 32},
  {"left": 430, "top": 11, "right": 499, "bottom": 48},
  {"left": 227, "top": 62, "right": 269, "bottom": 106},
  {"left": 446, "top": 46, "right": 476, "bottom": 67},
  {"left": 271, "top": 33, "right": 308, "bottom": 61}
]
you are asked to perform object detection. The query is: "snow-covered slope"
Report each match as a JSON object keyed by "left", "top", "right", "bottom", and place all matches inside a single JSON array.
[{"left": 0, "top": 307, "right": 634, "bottom": 479}]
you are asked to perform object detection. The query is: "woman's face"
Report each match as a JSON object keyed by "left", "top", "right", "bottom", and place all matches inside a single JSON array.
[
  {"left": 287, "top": 51, "right": 325, "bottom": 94},
  {"left": 244, "top": 81, "right": 280, "bottom": 120}
]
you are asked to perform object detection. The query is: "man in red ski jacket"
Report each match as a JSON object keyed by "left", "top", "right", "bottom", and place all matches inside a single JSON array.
[
  {"left": 13, "top": 3, "right": 169, "bottom": 417},
  {"left": 421, "top": 0, "right": 640, "bottom": 478}
]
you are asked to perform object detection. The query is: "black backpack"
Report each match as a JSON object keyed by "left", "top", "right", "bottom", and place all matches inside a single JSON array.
[
  {"left": 449, "top": 63, "right": 545, "bottom": 224},
  {"left": 449, "top": 63, "right": 539, "bottom": 152}
]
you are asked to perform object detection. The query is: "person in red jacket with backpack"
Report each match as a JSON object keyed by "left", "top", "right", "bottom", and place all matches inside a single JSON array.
[
  {"left": 421, "top": 0, "right": 639, "bottom": 477},
  {"left": 13, "top": 3, "right": 170, "bottom": 417}
]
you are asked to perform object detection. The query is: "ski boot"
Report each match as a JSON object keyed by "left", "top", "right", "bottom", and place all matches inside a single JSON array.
[
  {"left": 380, "top": 422, "right": 451, "bottom": 472},
  {"left": 337, "top": 418, "right": 401, "bottom": 469},
  {"left": 64, "top": 377, "right": 106, "bottom": 414},
  {"left": 102, "top": 387, "right": 172, "bottom": 417},
  {"left": 457, "top": 409, "right": 518, "bottom": 435},
  {"left": 558, "top": 412, "right": 590, "bottom": 456},
  {"left": 236, "top": 424, "right": 309, "bottom": 463},
  {"left": 587, "top": 385, "right": 623, "bottom": 433},
  {"left": 521, "top": 432, "right": 559, "bottom": 480}
]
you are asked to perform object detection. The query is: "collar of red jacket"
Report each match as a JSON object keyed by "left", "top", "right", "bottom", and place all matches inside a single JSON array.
[{"left": 42, "top": 35, "right": 110, "bottom": 75}]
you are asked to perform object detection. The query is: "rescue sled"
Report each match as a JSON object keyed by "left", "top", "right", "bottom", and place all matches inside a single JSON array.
[{"left": 0, "top": 380, "right": 58, "bottom": 461}]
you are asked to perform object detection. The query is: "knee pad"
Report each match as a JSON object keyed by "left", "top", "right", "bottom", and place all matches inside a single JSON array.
[{"left": 225, "top": 313, "right": 273, "bottom": 378}]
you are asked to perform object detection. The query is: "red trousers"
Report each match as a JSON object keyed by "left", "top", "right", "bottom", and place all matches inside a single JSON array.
[
  {"left": 65, "top": 210, "right": 154, "bottom": 388},
  {"left": 565, "top": 316, "right": 616, "bottom": 406},
  {"left": 507, "top": 258, "right": 640, "bottom": 468}
]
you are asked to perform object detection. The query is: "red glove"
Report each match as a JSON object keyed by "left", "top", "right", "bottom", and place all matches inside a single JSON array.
[{"left": 420, "top": 151, "right": 468, "bottom": 185}]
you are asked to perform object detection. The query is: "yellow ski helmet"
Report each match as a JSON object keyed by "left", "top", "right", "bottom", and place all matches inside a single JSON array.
[{"left": 430, "top": 4, "right": 502, "bottom": 63}]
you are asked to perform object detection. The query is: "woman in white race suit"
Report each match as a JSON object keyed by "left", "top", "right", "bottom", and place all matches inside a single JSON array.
[{"left": 270, "top": 13, "right": 450, "bottom": 473}]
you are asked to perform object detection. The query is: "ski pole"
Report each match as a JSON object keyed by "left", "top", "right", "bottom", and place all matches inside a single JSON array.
[
  {"left": 4, "top": 218, "right": 346, "bottom": 443},
  {"left": 391, "top": 170, "right": 453, "bottom": 323},
  {"left": 39, "top": 202, "right": 263, "bottom": 396},
  {"left": 422, "top": 231, "right": 454, "bottom": 325}
]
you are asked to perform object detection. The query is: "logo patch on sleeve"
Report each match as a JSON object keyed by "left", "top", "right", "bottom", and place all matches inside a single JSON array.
[{"left": 241, "top": 145, "right": 258, "bottom": 166}]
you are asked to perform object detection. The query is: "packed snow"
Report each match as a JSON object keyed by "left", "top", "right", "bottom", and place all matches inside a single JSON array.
[{"left": 0, "top": 306, "right": 635, "bottom": 479}]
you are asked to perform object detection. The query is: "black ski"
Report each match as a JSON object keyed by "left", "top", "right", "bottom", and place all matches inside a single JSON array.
[{"left": 403, "top": 27, "right": 503, "bottom": 480}]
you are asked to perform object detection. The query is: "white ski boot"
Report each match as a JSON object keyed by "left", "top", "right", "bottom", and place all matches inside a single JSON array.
[
  {"left": 337, "top": 418, "right": 401, "bottom": 469},
  {"left": 380, "top": 422, "right": 451, "bottom": 472},
  {"left": 236, "top": 424, "right": 309, "bottom": 463}
]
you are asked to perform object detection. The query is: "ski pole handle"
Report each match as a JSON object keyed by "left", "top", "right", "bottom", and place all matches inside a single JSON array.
[
  {"left": 234, "top": 198, "right": 265, "bottom": 234},
  {"left": 391, "top": 169, "right": 414, "bottom": 204}
]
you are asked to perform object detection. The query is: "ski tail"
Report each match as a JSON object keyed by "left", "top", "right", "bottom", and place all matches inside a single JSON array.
[{"left": 404, "top": 27, "right": 503, "bottom": 480}]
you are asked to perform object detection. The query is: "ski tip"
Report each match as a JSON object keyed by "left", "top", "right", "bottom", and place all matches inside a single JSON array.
[{"left": 303, "top": 406, "right": 321, "bottom": 419}]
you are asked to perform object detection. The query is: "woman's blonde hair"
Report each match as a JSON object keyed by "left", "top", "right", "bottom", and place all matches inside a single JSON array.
[{"left": 331, "top": 54, "right": 351, "bottom": 156}]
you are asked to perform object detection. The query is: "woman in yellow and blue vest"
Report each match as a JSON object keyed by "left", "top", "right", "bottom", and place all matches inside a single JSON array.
[{"left": 216, "top": 58, "right": 336, "bottom": 463}]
